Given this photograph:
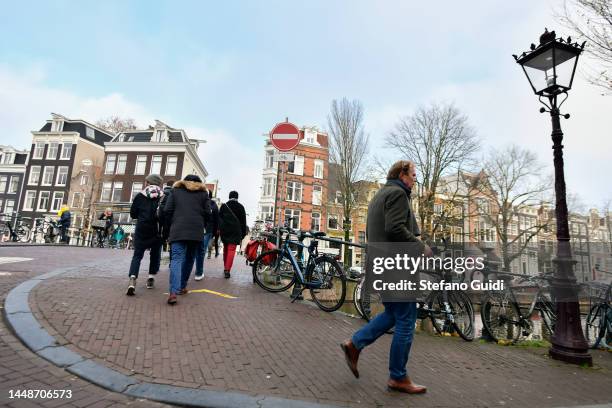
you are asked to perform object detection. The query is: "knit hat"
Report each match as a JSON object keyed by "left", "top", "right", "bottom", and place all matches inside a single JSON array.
[{"left": 145, "top": 174, "right": 163, "bottom": 186}]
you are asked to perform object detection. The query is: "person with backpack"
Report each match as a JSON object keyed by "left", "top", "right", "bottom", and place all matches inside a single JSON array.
[
  {"left": 194, "top": 190, "right": 219, "bottom": 280},
  {"left": 163, "top": 174, "right": 211, "bottom": 305},
  {"left": 126, "top": 174, "right": 164, "bottom": 295},
  {"left": 219, "top": 190, "right": 247, "bottom": 279}
]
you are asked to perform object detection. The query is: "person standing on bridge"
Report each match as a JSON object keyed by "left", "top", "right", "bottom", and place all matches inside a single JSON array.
[
  {"left": 341, "top": 160, "right": 432, "bottom": 394},
  {"left": 219, "top": 190, "right": 247, "bottom": 279}
]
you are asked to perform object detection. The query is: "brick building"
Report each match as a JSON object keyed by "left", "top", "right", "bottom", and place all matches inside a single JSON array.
[{"left": 0, "top": 145, "right": 28, "bottom": 224}]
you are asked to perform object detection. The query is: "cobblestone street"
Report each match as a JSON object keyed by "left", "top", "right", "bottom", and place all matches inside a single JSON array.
[{"left": 1, "top": 245, "right": 611, "bottom": 407}]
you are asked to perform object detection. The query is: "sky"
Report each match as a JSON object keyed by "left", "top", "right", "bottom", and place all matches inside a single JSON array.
[{"left": 1, "top": 0, "right": 610, "bottom": 222}]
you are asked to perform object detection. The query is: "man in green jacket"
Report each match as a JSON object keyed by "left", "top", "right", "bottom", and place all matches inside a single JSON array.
[{"left": 341, "top": 160, "right": 431, "bottom": 394}]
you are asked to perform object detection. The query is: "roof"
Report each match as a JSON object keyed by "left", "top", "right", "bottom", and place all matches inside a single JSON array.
[{"left": 37, "top": 114, "right": 114, "bottom": 146}]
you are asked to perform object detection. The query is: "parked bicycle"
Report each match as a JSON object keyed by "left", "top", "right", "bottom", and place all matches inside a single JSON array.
[
  {"left": 480, "top": 272, "right": 556, "bottom": 343},
  {"left": 252, "top": 225, "right": 347, "bottom": 312},
  {"left": 584, "top": 281, "right": 611, "bottom": 350},
  {"left": 0, "top": 212, "right": 31, "bottom": 242}
]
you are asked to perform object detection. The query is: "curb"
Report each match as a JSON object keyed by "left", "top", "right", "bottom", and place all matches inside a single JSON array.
[{"left": 3, "top": 262, "right": 342, "bottom": 408}]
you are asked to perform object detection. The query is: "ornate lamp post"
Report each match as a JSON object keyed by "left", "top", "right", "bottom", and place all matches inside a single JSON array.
[{"left": 513, "top": 29, "right": 592, "bottom": 366}]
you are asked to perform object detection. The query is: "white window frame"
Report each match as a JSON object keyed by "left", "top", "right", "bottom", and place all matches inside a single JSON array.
[
  {"left": 71, "top": 192, "right": 82, "bottom": 208},
  {"left": 263, "top": 177, "right": 276, "bottom": 197},
  {"left": 112, "top": 181, "right": 123, "bottom": 203},
  {"left": 41, "top": 166, "right": 54, "bottom": 186},
  {"left": 100, "top": 182, "right": 112, "bottom": 202},
  {"left": 50, "top": 192, "right": 64, "bottom": 212},
  {"left": 312, "top": 184, "right": 322, "bottom": 206},
  {"left": 116, "top": 154, "right": 127, "bottom": 175},
  {"left": 8, "top": 176, "right": 19, "bottom": 194},
  {"left": 131, "top": 182, "right": 143, "bottom": 200},
  {"left": 37, "top": 191, "right": 50, "bottom": 212},
  {"left": 311, "top": 212, "right": 321, "bottom": 231},
  {"left": 60, "top": 142, "right": 73, "bottom": 160},
  {"left": 33, "top": 142, "right": 45, "bottom": 159},
  {"left": 288, "top": 155, "right": 304, "bottom": 176},
  {"left": 150, "top": 155, "right": 162, "bottom": 174},
  {"left": 165, "top": 155, "right": 177, "bottom": 176},
  {"left": 85, "top": 127, "right": 95, "bottom": 139},
  {"left": 314, "top": 159, "right": 324, "bottom": 179},
  {"left": 4, "top": 199, "right": 15, "bottom": 216},
  {"left": 265, "top": 151, "right": 275, "bottom": 169},
  {"left": 135, "top": 155, "right": 147, "bottom": 175},
  {"left": 284, "top": 209, "right": 301, "bottom": 229},
  {"left": 55, "top": 166, "right": 69, "bottom": 186},
  {"left": 328, "top": 215, "right": 339, "bottom": 230},
  {"left": 23, "top": 191, "right": 37, "bottom": 211},
  {"left": 46, "top": 141, "right": 59, "bottom": 159},
  {"left": 28, "top": 166, "right": 41, "bottom": 185},
  {"left": 80, "top": 174, "right": 89, "bottom": 186},
  {"left": 0, "top": 176, "right": 6, "bottom": 193},
  {"left": 105, "top": 154, "right": 116, "bottom": 175},
  {"left": 286, "top": 181, "right": 303, "bottom": 203}
]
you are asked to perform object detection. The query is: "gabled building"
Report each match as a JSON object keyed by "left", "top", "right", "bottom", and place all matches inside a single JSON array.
[
  {"left": 0, "top": 145, "right": 28, "bottom": 221},
  {"left": 19, "top": 113, "right": 113, "bottom": 229},
  {"left": 95, "top": 120, "right": 208, "bottom": 223}
]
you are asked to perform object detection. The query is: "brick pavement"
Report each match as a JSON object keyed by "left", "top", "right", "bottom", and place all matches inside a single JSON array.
[
  {"left": 9, "top": 246, "right": 609, "bottom": 407},
  {"left": 0, "top": 246, "right": 172, "bottom": 408}
]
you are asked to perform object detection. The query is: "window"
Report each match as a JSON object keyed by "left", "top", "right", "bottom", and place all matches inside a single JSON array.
[
  {"left": 37, "top": 191, "right": 50, "bottom": 211},
  {"left": 24, "top": 191, "right": 36, "bottom": 211},
  {"left": 314, "top": 159, "right": 323, "bottom": 179},
  {"left": 105, "top": 154, "right": 116, "bottom": 174},
  {"left": 358, "top": 230, "right": 366, "bottom": 244},
  {"left": 135, "top": 155, "right": 147, "bottom": 175},
  {"left": 286, "top": 181, "right": 302, "bottom": 202},
  {"left": 71, "top": 192, "right": 81, "bottom": 208},
  {"left": 60, "top": 142, "right": 73, "bottom": 159},
  {"left": 312, "top": 185, "right": 322, "bottom": 206},
  {"left": 153, "top": 130, "right": 166, "bottom": 142},
  {"left": 0, "top": 200, "right": 3, "bottom": 216},
  {"left": 51, "top": 119, "right": 63, "bottom": 132},
  {"left": 288, "top": 155, "right": 304, "bottom": 175},
  {"left": 0, "top": 176, "right": 6, "bottom": 193},
  {"left": 262, "top": 177, "right": 276, "bottom": 197},
  {"left": 284, "top": 209, "right": 301, "bottom": 229},
  {"left": 131, "top": 182, "right": 143, "bottom": 200},
  {"left": 116, "top": 154, "right": 127, "bottom": 174},
  {"left": 2, "top": 152, "right": 14, "bottom": 164},
  {"left": 33, "top": 142, "right": 45, "bottom": 159},
  {"left": 475, "top": 198, "right": 490, "bottom": 214},
  {"left": 85, "top": 127, "right": 95, "bottom": 139},
  {"left": 46, "top": 142, "right": 59, "bottom": 159},
  {"left": 311, "top": 212, "right": 321, "bottom": 231},
  {"left": 335, "top": 191, "right": 342, "bottom": 204},
  {"left": 51, "top": 192, "right": 64, "bottom": 212},
  {"left": 434, "top": 204, "right": 443, "bottom": 215},
  {"left": 100, "top": 182, "right": 112, "bottom": 202},
  {"left": 8, "top": 176, "right": 19, "bottom": 194},
  {"left": 328, "top": 215, "right": 338, "bottom": 230},
  {"left": 55, "top": 167, "right": 69, "bottom": 186},
  {"left": 260, "top": 205, "right": 274, "bottom": 222},
  {"left": 265, "top": 151, "right": 275, "bottom": 169},
  {"left": 4, "top": 200, "right": 15, "bottom": 215},
  {"left": 42, "top": 166, "right": 54, "bottom": 186},
  {"left": 165, "top": 155, "right": 177, "bottom": 176},
  {"left": 80, "top": 174, "right": 89, "bottom": 186},
  {"left": 29, "top": 166, "right": 41, "bottom": 185},
  {"left": 150, "top": 155, "right": 162, "bottom": 174},
  {"left": 305, "top": 129, "right": 317, "bottom": 144},
  {"left": 112, "top": 182, "right": 123, "bottom": 202}
]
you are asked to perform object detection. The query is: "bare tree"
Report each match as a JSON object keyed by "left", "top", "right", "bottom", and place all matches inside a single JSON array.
[
  {"left": 327, "top": 98, "right": 369, "bottom": 266},
  {"left": 95, "top": 116, "right": 137, "bottom": 134},
  {"left": 473, "top": 145, "right": 551, "bottom": 271},
  {"left": 385, "top": 102, "right": 480, "bottom": 240},
  {"left": 557, "top": 0, "right": 612, "bottom": 93}
]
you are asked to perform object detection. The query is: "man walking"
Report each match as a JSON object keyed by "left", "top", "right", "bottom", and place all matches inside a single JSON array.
[
  {"left": 127, "top": 174, "right": 164, "bottom": 295},
  {"left": 195, "top": 190, "right": 219, "bottom": 280},
  {"left": 163, "top": 174, "right": 211, "bottom": 305},
  {"left": 341, "top": 160, "right": 432, "bottom": 394},
  {"left": 219, "top": 190, "right": 247, "bottom": 279}
]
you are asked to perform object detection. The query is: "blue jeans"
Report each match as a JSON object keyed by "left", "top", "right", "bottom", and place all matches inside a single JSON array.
[
  {"left": 169, "top": 241, "right": 199, "bottom": 295},
  {"left": 352, "top": 302, "right": 417, "bottom": 380},
  {"left": 195, "top": 232, "right": 213, "bottom": 278},
  {"left": 128, "top": 242, "right": 162, "bottom": 278}
]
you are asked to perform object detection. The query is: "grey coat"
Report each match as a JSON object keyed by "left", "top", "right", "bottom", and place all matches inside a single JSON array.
[{"left": 366, "top": 180, "right": 424, "bottom": 252}]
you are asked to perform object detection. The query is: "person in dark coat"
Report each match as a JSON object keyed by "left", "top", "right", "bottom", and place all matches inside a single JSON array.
[
  {"left": 194, "top": 190, "right": 219, "bottom": 280},
  {"left": 341, "top": 160, "right": 431, "bottom": 394},
  {"left": 58, "top": 205, "right": 71, "bottom": 244},
  {"left": 208, "top": 198, "right": 221, "bottom": 258},
  {"left": 219, "top": 190, "right": 247, "bottom": 278},
  {"left": 157, "top": 180, "right": 174, "bottom": 252},
  {"left": 163, "top": 174, "right": 211, "bottom": 305},
  {"left": 126, "top": 174, "right": 164, "bottom": 296}
]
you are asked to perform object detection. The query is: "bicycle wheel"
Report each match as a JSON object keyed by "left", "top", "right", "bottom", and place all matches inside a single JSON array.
[
  {"left": 481, "top": 292, "right": 521, "bottom": 343},
  {"left": 428, "top": 291, "right": 474, "bottom": 341},
  {"left": 537, "top": 300, "right": 556, "bottom": 342},
  {"left": 17, "top": 225, "right": 31, "bottom": 242},
  {"left": 584, "top": 303, "right": 606, "bottom": 348},
  {"left": 360, "top": 288, "right": 394, "bottom": 334},
  {"left": 306, "top": 256, "right": 346, "bottom": 312},
  {"left": 252, "top": 249, "right": 296, "bottom": 292},
  {"left": 353, "top": 278, "right": 365, "bottom": 318}
]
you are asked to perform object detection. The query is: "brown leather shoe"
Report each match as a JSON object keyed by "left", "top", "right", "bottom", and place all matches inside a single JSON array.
[
  {"left": 340, "top": 340, "right": 360, "bottom": 378},
  {"left": 178, "top": 288, "right": 189, "bottom": 295},
  {"left": 387, "top": 377, "right": 427, "bottom": 394}
]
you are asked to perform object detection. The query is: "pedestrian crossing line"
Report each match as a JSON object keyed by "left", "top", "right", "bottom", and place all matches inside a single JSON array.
[{"left": 0, "top": 257, "right": 32, "bottom": 265}]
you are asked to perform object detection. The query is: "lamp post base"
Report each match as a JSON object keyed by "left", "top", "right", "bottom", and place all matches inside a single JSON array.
[{"left": 549, "top": 345, "right": 593, "bottom": 366}]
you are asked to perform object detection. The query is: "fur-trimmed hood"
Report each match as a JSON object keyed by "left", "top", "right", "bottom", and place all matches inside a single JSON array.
[{"left": 173, "top": 180, "right": 208, "bottom": 192}]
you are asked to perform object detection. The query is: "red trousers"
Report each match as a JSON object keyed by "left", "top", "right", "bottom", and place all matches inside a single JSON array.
[{"left": 223, "top": 243, "right": 237, "bottom": 271}]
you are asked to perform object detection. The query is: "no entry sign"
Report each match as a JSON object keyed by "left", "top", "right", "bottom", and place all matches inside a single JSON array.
[{"left": 270, "top": 122, "right": 300, "bottom": 151}]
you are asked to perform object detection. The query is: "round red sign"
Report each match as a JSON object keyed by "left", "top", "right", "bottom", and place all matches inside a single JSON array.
[{"left": 270, "top": 122, "right": 300, "bottom": 151}]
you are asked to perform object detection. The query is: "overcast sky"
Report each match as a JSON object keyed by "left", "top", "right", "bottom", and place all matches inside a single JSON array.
[{"left": 1, "top": 0, "right": 610, "bottom": 222}]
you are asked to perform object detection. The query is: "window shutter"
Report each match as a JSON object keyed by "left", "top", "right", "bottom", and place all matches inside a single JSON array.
[{"left": 295, "top": 156, "right": 304, "bottom": 176}]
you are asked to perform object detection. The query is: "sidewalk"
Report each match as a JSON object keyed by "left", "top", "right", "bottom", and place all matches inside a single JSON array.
[{"left": 3, "top": 246, "right": 612, "bottom": 407}]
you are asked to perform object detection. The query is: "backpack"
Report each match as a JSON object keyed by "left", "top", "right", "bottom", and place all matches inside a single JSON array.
[{"left": 245, "top": 240, "right": 276, "bottom": 264}]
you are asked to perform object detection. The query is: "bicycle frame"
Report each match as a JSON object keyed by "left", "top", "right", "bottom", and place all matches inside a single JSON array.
[{"left": 279, "top": 231, "right": 318, "bottom": 287}]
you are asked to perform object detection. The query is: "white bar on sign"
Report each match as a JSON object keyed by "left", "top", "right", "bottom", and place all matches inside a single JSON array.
[{"left": 272, "top": 133, "right": 299, "bottom": 140}]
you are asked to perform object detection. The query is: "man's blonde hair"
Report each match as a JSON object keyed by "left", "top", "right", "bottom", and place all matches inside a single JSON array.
[{"left": 387, "top": 160, "right": 414, "bottom": 180}]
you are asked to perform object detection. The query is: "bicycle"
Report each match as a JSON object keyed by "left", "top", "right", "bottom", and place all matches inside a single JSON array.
[
  {"left": 0, "top": 212, "right": 31, "bottom": 243},
  {"left": 252, "top": 225, "right": 347, "bottom": 312},
  {"left": 584, "top": 281, "right": 611, "bottom": 350},
  {"left": 480, "top": 273, "right": 556, "bottom": 343}
]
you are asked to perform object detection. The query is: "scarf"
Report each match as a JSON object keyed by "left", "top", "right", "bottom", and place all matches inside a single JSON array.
[
  {"left": 141, "top": 184, "right": 163, "bottom": 199},
  {"left": 388, "top": 179, "right": 412, "bottom": 198}
]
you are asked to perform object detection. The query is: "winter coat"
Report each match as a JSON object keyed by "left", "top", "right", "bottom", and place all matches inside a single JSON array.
[
  {"left": 206, "top": 200, "right": 220, "bottom": 235},
  {"left": 130, "top": 192, "right": 162, "bottom": 249},
  {"left": 164, "top": 180, "right": 211, "bottom": 242},
  {"left": 366, "top": 179, "right": 424, "bottom": 252},
  {"left": 219, "top": 199, "right": 247, "bottom": 245},
  {"left": 59, "top": 210, "right": 71, "bottom": 228},
  {"left": 158, "top": 185, "right": 173, "bottom": 240}
]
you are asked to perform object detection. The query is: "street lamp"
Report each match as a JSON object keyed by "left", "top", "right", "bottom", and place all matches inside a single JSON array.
[{"left": 514, "top": 29, "right": 591, "bottom": 366}]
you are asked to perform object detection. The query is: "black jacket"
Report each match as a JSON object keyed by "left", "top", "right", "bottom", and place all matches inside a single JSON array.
[
  {"left": 366, "top": 180, "right": 424, "bottom": 252},
  {"left": 59, "top": 210, "right": 71, "bottom": 228},
  {"left": 130, "top": 193, "right": 162, "bottom": 248},
  {"left": 206, "top": 200, "right": 220, "bottom": 235},
  {"left": 219, "top": 199, "right": 247, "bottom": 245},
  {"left": 164, "top": 180, "right": 211, "bottom": 242},
  {"left": 158, "top": 186, "right": 173, "bottom": 240}
]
